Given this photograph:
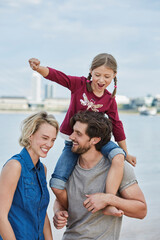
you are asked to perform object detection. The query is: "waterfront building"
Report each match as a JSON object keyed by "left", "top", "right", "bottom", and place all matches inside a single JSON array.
[{"left": 0, "top": 97, "right": 28, "bottom": 110}]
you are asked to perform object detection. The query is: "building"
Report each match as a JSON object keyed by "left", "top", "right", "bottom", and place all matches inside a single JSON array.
[
  {"left": 44, "top": 98, "right": 70, "bottom": 111},
  {"left": 0, "top": 97, "right": 28, "bottom": 110},
  {"left": 31, "top": 72, "right": 42, "bottom": 103},
  {"left": 45, "top": 84, "right": 54, "bottom": 99}
]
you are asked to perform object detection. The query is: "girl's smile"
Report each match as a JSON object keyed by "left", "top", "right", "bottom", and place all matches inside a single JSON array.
[{"left": 91, "top": 65, "right": 116, "bottom": 97}]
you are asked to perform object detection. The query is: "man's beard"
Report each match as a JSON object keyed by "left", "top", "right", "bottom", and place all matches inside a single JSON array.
[{"left": 71, "top": 144, "right": 91, "bottom": 154}]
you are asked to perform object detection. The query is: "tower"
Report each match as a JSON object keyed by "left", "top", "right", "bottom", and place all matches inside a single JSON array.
[
  {"left": 31, "top": 72, "right": 42, "bottom": 103},
  {"left": 45, "top": 84, "right": 54, "bottom": 99}
]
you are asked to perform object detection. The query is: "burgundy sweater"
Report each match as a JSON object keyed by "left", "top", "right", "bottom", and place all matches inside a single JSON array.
[{"left": 45, "top": 68, "right": 126, "bottom": 142}]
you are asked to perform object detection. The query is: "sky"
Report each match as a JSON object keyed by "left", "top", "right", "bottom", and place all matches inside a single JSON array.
[{"left": 0, "top": 0, "right": 160, "bottom": 99}]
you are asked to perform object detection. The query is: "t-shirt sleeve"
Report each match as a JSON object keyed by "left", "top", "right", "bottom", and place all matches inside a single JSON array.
[
  {"left": 119, "top": 162, "right": 138, "bottom": 193},
  {"left": 45, "top": 67, "right": 84, "bottom": 92}
]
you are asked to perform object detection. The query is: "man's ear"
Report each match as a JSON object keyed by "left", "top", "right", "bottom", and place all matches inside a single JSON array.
[{"left": 91, "top": 137, "right": 101, "bottom": 145}]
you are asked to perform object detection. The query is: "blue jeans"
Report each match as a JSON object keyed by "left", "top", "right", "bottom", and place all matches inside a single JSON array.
[{"left": 49, "top": 140, "right": 125, "bottom": 189}]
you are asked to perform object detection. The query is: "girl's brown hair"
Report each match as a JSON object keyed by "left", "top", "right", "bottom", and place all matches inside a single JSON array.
[{"left": 86, "top": 53, "right": 118, "bottom": 97}]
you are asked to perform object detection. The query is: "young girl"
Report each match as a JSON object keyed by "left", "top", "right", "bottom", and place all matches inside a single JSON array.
[{"left": 29, "top": 53, "right": 136, "bottom": 216}]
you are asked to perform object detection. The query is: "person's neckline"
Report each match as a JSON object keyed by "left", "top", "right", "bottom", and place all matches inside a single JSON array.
[{"left": 78, "top": 155, "right": 105, "bottom": 170}]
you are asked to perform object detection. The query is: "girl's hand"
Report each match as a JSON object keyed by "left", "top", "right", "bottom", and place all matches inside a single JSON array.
[
  {"left": 126, "top": 154, "right": 136, "bottom": 167},
  {"left": 83, "top": 193, "right": 110, "bottom": 213},
  {"left": 28, "top": 58, "right": 40, "bottom": 71},
  {"left": 53, "top": 210, "right": 68, "bottom": 229}
]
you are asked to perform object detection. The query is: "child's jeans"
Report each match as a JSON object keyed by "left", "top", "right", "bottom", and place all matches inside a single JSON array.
[{"left": 49, "top": 140, "right": 125, "bottom": 189}]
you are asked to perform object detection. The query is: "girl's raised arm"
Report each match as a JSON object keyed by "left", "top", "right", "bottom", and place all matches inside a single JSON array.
[{"left": 29, "top": 58, "right": 49, "bottom": 77}]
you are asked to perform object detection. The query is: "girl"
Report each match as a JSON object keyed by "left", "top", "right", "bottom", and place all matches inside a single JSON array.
[
  {"left": 29, "top": 53, "right": 136, "bottom": 216},
  {"left": 0, "top": 111, "right": 59, "bottom": 240}
]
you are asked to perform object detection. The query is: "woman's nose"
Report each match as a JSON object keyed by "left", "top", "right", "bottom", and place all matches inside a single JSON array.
[{"left": 46, "top": 141, "right": 53, "bottom": 148}]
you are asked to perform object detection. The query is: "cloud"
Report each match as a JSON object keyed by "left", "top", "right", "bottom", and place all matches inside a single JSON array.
[
  {"left": 0, "top": 0, "right": 160, "bottom": 98},
  {"left": 4, "top": 0, "right": 42, "bottom": 8}
]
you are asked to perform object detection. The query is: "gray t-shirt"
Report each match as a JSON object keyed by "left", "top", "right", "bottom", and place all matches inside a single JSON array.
[{"left": 62, "top": 157, "right": 137, "bottom": 240}]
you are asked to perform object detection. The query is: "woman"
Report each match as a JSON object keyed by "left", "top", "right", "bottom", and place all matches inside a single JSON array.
[{"left": 0, "top": 111, "right": 59, "bottom": 240}]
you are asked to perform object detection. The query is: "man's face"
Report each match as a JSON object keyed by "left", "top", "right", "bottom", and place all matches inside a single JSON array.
[{"left": 69, "top": 121, "right": 92, "bottom": 154}]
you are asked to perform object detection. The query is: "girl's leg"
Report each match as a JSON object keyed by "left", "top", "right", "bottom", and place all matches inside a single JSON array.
[
  {"left": 101, "top": 141, "right": 125, "bottom": 216},
  {"left": 50, "top": 141, "right": 79, "bottom": 209},
  {"left": 101, "top": 140, "right": 126, "bottom": 161}
]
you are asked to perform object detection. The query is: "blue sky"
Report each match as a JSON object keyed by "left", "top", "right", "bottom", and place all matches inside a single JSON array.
[{"left": 0, "top": 0, "right": 160, "bottom": 99}]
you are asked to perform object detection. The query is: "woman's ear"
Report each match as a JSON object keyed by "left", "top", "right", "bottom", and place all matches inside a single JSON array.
[{"left": 29, "top": 135, "right": 33, "bottom": 142}]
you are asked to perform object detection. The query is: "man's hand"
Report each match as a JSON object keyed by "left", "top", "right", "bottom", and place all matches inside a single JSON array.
[
  {"left": 28, "top": 58, "right": 40, "bottom": 71},
  {"left": 83, "top": 193, "right": 111, "bottom": 213},
  {"left": 53, "top": 210, "right": 68, "bottom": 229}
]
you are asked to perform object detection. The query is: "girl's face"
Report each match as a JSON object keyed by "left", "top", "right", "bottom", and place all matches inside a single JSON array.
[
  {"left": 91, "top": 65, "right": 116, "bottom": 97},
  {"left": 28, "top": 122, "right": 57, "bottom": 164}
]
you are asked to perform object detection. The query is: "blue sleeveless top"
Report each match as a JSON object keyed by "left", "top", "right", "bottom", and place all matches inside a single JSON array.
[{"left": 0, "top": 148, "right": 50, "bottom": 240}]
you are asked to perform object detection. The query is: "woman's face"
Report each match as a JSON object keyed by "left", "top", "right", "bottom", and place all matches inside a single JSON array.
[
  {"left": 28, "top": 122, "right": 57, "bottom": 162},
  {"left": 91, "top": 65, "right": 116, "bottom": 97}
]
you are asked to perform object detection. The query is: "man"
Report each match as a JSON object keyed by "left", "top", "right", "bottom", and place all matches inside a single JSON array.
[{"left": 53, "top": 111, "right": 147, "bottom": 240}]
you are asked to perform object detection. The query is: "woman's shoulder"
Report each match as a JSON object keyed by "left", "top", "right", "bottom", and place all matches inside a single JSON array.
[{"left": 3, "top": 159, "right": 22, "bottom": 174}]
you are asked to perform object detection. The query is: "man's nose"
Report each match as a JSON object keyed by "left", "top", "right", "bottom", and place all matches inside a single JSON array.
[{"left": 69, "top": 132, "right": 74, "bottom": 140}]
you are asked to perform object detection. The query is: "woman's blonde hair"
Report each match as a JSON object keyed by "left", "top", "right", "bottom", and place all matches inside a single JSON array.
[{"left": 19, "top": 111, "right": 59, "bottom": 148}]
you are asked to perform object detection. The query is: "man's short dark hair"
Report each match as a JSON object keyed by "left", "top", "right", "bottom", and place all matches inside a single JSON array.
[{"left": 70, "top": 111, "right": 112, "bottom": 151}]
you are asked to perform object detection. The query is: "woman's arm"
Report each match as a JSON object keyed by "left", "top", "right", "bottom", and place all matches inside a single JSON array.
[
  {"left": 0, "top": 160, "right": 21, "bottom": 240},
  {"left": 43, "top": 164, "right": 53, "bottom": 239},
  {"left": 43, "top": 214, "right": 53, "bottom": 240}
]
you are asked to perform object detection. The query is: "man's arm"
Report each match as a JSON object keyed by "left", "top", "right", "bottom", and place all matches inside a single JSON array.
[
  {"left": 117, "top": 182, "right": 147, "bottom": 218},
  {"left": 53, "top": 199, "right": 68, "bottom": 229},
  {"left": 84, "top": 183, "right": 147, "bottom": 219}
]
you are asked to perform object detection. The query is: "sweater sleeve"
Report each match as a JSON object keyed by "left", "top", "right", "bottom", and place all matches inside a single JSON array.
[
  {"left": 107, "top": 97, "right": 126, "bottom": 142},
  {"left": 45, "top": 67, "right": 84, "bottom": 92}
]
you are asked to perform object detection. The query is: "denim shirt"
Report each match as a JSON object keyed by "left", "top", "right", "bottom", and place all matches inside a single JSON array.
[{"left": 0, "top": 148, "right": 50, "bottom": 240}]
